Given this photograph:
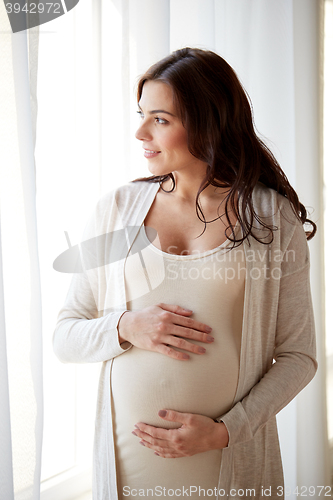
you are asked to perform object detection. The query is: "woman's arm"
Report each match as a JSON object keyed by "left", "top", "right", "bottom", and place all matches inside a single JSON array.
[
  {"left": 52, "top": 189, "right": 133, "bottom": 363},
  {"left": 216, "top": 259, "right": 317, "bottom": 446},
  {"left": 53, "top": 266, "right": 131, "bottom": 363},
  {"left": 214, "top": 211, "right": 317, "bottom": 446}
]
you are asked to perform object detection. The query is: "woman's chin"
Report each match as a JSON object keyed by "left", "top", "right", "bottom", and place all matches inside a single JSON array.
[{"left": 147, "top": 164, "right": 170, "bottom": 177}]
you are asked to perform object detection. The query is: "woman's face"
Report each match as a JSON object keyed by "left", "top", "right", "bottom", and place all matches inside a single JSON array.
[{"left": 135, "top": 80, "right": 206, "bottom": 177}]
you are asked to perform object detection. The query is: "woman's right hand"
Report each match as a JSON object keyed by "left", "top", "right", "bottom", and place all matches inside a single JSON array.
[{"left": 117, "top": 303, "right": 214, "bottom": 360}]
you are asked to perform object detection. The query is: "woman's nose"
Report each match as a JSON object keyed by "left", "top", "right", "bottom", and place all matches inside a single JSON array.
[{"left": 135, "top": 121, "right": 152, "bottom": 141}]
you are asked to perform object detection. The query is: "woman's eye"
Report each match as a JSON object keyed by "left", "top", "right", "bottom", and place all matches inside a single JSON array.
[
  {"left": 136, "top": 111, "right": 167, "bottom": 124},
  {"left": 155, "top": 117, "right": 168, "bottom": 125}
]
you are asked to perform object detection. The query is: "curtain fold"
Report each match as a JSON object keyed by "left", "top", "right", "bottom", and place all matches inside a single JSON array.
[{"left": 0, "top": 5, "right": 42, "bottom": 500}]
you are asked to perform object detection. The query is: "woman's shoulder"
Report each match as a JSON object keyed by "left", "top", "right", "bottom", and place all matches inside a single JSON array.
[
  {"left": 253, "top": 182, "right": 301, "bottom": 226},
  {"left": 87, "top": 180, "right": 160, "bottom": 232},
  {"left": 253, "top": 181, "right": 291, "bottom": 210},
  {"left": 81, "top": 180, "right": 157, "bottom": 238},
  {"left": 252, "top": 182, "right": 309, "bottom": 258},
  {"left": 94, "top": 179, "right": 157, "bottom": 211}
]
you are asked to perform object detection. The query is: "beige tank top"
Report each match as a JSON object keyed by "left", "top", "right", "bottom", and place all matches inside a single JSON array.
[{"left": 111, "top": 223, "right": 245, "bottom": 497}]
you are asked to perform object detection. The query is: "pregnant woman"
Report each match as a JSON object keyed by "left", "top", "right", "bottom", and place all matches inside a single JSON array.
[{"left": 53, "top": 48, "right": 317, "bottom": 499}]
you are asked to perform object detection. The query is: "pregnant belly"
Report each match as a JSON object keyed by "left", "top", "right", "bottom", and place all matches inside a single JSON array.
[{"left": 111, "top": 339, "right": 239, "bottom": 430}]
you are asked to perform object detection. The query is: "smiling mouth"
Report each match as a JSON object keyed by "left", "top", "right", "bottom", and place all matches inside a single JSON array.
[{"left": 144, "top": 149, "right": 160, "bottom": 153}]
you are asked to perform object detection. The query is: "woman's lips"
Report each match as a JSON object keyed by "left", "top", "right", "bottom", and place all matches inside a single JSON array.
[{"left": 144, "top": 149, "right": 161, "bottom": 159}]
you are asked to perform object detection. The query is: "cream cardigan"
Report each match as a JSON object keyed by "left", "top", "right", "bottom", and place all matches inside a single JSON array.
[{"left": 53, "top": 180, "right": 317, "bottom": 500}]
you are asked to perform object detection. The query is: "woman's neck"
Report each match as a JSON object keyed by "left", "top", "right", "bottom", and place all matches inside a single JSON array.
[{"left": 162, "top": 172, "right": 230, "bottom": 205}]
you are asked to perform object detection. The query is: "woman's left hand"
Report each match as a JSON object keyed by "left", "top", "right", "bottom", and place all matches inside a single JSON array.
[{"left": 132, "top": 410, "right": 229, "bottom": 458}]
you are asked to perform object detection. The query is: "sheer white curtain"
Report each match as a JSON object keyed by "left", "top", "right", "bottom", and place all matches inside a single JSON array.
[{"left": 0, "top": 4, "right": 42, "bottom": 500}]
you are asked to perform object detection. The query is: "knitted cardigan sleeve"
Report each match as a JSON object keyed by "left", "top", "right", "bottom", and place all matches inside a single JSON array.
[
  {"left": 53, "top": 190, "right": 131, "bottom": 364},
  {"left": 216, "top": 208, "right": 317, "bottom": 446}
]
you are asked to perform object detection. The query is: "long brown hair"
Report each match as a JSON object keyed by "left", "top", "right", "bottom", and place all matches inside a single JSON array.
[{"left": 133, "top": 47, "right": 316, "bottom": 244}]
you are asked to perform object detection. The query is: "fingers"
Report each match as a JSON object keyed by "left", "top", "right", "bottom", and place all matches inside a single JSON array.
[
  {"left": 173, "top": 314, "right": 213, "bottom": 336},
  {"left": 153, "top": 336, "right": 211, "bottom": 360},
  {"left": 157, "top": 303, "right": 212, "bottom": 332},
  {"left": 156, "top": 303, "right": 214, "bottom": 343},
  {"left": 153, "top": 452, "right": 180, "bottom": 458},
  {"left": 134, "top": 422, "right": 170, "bottom": 440},
  {"left": 134, "top": 411, "right": 194, "bottom": 436},
  {"left": 132, "top": 423, "right": 183, "bottom": 458},
  {"left": 132, "top": 413, "right": 195, "bottom": 458},
  {"left": 148, "top": 309, "right": 214, "bottom": 359},
  {"left": 157, "top": 409, "right": 194, "bottom": 425},
  {"left": 157, "top": 303, "right": 193, "bottom": 316},
  {"left": 167, "top": 323, "right": 214, "bottom": 345},
  {"left": 158, "top": 334, "right": 207, "bottom": 356},
  {"left": 137, "top": 437, "right": 182, "bottom": 458},
  {"left": 155, "top": 343, "right": 191, "bottom": 360}
]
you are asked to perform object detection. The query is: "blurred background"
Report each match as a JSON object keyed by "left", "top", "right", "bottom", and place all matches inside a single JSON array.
[{"left": 0, "top": 1, "right": 332, "bottom": 499}]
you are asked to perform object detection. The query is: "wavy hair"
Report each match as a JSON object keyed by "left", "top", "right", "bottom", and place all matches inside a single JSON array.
[{"left": 132, "top": 47, "right": 316, "bottom": 244}]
